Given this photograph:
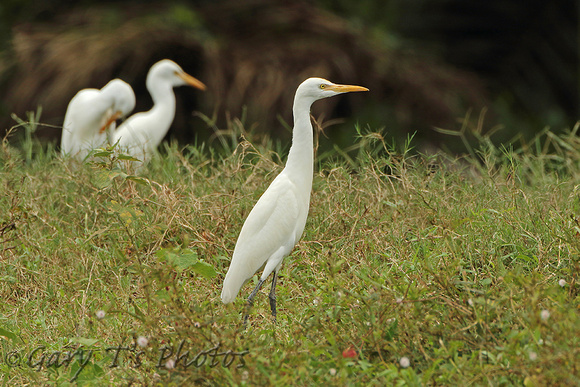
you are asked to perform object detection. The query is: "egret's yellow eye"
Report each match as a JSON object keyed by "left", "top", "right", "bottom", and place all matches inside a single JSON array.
[{"left": 320, "top": 84, "right": 326, "bottom": 89}]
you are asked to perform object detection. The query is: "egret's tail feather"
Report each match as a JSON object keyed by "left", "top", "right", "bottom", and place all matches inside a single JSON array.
[{"left": 221, "top": 272, "right": 244, "bottom": 304}]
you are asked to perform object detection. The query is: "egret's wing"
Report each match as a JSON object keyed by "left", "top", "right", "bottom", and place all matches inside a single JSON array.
[
  {"left": 62, "top": 89, "right": 110, "bottom": 156},
  {"left": 238, "top": 176, "right": 300, "bottom": 252},
  {"left": 221, "top": 173, "right": 305, "bottom": 303},
  {"left": 62, "top": 90, "right": 94, "bottom": 153}
]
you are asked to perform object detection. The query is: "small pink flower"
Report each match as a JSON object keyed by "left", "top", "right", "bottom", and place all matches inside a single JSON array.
[
  {"left": 342, "top": 346, "right": 357, "bottom": 359},
  {"left": 558, "top": 279, "right": 566, "bottom": 287},
  {"left": 95, "top": 310, "right": 106, "bottom": 319},
  {"left": 137, "top": 336, "right": 148, "bottom": 347},
  {"left": 399, "top": 356, "right": 410, "bottom": 368}
]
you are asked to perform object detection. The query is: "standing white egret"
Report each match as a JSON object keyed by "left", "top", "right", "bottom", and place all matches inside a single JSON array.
[
  {"left": 221, "top": 77, "right": 368, "bottom": 322},
  {"left": 61, "top": 79, "right": 135, "bottom": 160},
  {"left": 112, "top": 59, "right": 206, "bottom": 164}
]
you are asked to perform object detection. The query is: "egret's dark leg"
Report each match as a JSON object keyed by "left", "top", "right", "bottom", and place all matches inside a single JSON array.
[
  {"left": 243, "top": 278, "right": 265, "bottom": 325},
  {"left": 268, "top": 272, "right": 278, "bottom": 322}
]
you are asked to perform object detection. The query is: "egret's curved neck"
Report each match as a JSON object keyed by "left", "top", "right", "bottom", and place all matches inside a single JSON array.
[
  {"left": 147, "top": 78, "right": 177, "bottom": 133},
  {"left": 285, "top": 96, "right": 315, "bottom": 187}
]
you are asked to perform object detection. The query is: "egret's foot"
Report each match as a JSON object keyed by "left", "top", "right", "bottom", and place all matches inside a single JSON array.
[
  {"left": 243, "top": 278, "right": 265, "bottom": 327},
  {"left": 269, "top": 294, "right": 277, "bottom": 322},
  {"left": 268, "top": 272, "right": 278, "bottom": 322},
  {"left": 243, "top": 301, "right": 253, "bottom": 326}
]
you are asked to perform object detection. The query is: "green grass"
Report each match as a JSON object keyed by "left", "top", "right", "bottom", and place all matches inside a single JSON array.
[{"left": 0, "top": 119, "right": 579, "bottom": 386}]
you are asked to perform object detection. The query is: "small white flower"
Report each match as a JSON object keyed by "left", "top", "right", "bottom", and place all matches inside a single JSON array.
[
  {"left": 540, "top": 309, "right": 550, "bottom": 321},
  {"left": 468, "top": 298, "right": 474, "bottom": 307},
  {"left": 529, "top": 351, "right": 537, "bottom": 361},
  {"left": 558, "top": 279, "right": 566, "bottom": 287},
  {"left": 337, "top": 291, "right": 343, "bottom": 298},
  {"left": 538, "top": 338, "right": 544, "bottom": 345},
  {"left": 329, "top": 368, "right": 337, "bottom": 376},
  {"left": 194, "top": 322, "right": 201, "bottom": 328},
  {"left": 365, "top": 321, "right": 371, "bottom": 326},
  {"left": 399, "top": 356, "right": 410, "bottom": 368},
  {"left": 137, "top": 336, "right": 148, "bottom": 348},
  {"left": 241, "top": 370, "right": 249, "bottom": 381},
  {"left": 396, "top": 297, "right": 403, "bottom": 304},
  {"left": 95, "top": 310, "right": 106, "bottom": 319},
  {"left": 165, "top": 359, "right": 175, "bottom": 369},
  {"left": 313, "top": 298, "right": 319, "bottom": 306}
]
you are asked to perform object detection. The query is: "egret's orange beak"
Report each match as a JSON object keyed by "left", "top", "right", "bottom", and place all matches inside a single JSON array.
[
  {"left": 177, "top": 72, "right": 206, "bottom": 91},
  {"left": 99, "top": 111, "right": 122, "bottom": 133},
  {"left": 326, "top": 84, "right": 369, "bottom": 93}
]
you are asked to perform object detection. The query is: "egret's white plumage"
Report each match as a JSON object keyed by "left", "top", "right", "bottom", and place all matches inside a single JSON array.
[
  {"left": 112, "top": 59, "right": 206, "bottom": 163},
  {"left": 61, "top": 79, "right": 135, "bottom": 160},
  {"left": 221, "top": 77, "right": 368, "bottom": 320}
]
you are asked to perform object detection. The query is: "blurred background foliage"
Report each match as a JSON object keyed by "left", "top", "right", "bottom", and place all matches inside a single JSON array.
[{"left": 0, "top": 0, "right": 577, "bottom": 154}]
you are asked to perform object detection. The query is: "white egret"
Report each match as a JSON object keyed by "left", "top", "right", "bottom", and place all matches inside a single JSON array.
[
  {"left": 61, "top": 79, "right": 135, "bottom": 160},
  {"left": 221, "top": 77, "right": 368, "bottom": 322},
  {"left": 111, "top": 59, "right": 206, "bottom": 164}
]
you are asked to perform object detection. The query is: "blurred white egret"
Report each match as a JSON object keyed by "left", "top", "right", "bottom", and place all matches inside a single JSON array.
[
  {"left": 112, "top": 59, "right": 206, "bottom": 164},
  {"left": 61, "top": 79, "right": 135, "bottom": 160},
  {"left": 221, "top": 77, "right": 368, "bottom": 321}
]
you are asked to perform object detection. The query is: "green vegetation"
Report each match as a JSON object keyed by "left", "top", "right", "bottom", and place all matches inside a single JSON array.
[{"left": 0, "top": 117, "right": 579, "bottom": 385}]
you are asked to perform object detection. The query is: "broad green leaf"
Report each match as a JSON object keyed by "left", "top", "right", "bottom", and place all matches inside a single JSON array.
[
  {"left": 94, "top": 170, "right": 128, "bottom": 189},
  {"left": 71, "top": 337, "right": 100, "bottom": 347},
  {"left": 117, "top": 154, "right": 141, "bottom": 161},
  {"left": 0, "top": 326, "right": 19, "bottom": 343},
  {"left": 169, "top": 250, "right": 199, "bottom": 272},
  {"left": 126, "top": 175, "right": 149, "bottom": 185},
  {"left": 155, "top": 247, "right": 177, "bottom": 262},
  {"left": 191, "top": 260, "right": 217, "bottom": 279},
  {"left": 156, "top": 248, "right": 217, "bottom": 278},
  {"left": 91, "top": 150, "right": 114, "bottom": 157}
]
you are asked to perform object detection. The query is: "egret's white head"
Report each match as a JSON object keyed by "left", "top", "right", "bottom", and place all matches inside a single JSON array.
[
  {"left": 104, "top": 79, "right": 136, "bottom": 117},
  {"left": 147, "top": 59, "right": 206, "bottom": 90},
  {"left": 295, "top": 77, "right": 369, "bottom": 105},
  {"left": 96, "top": 79, "right": 136, "bottom": 134}
]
